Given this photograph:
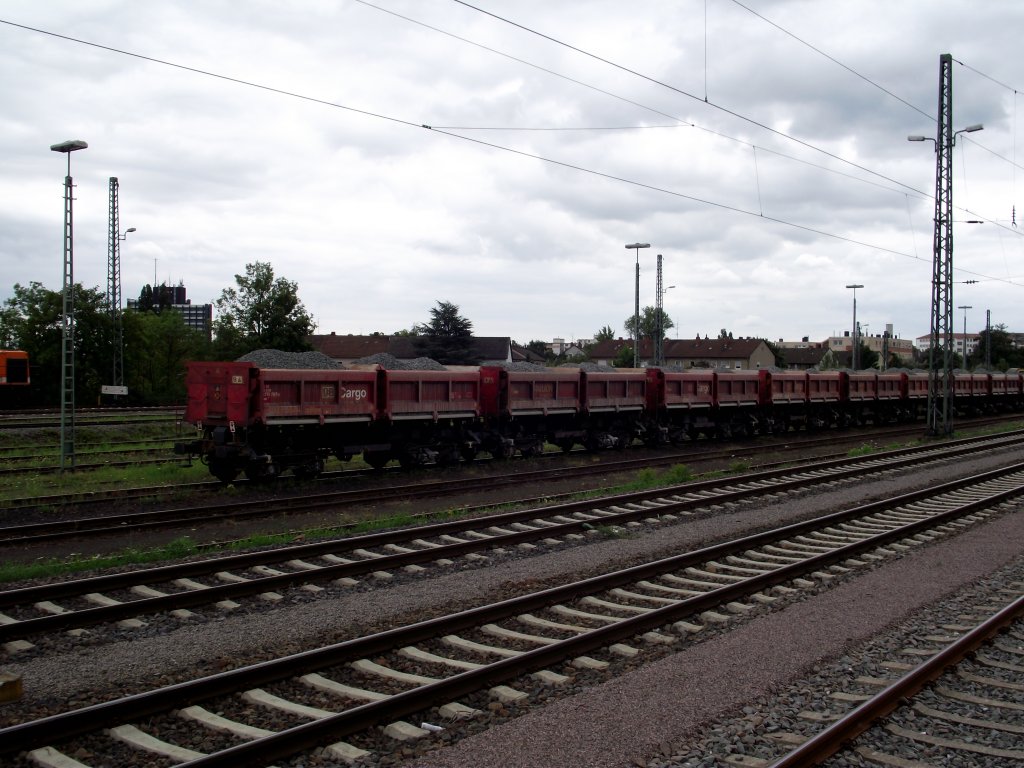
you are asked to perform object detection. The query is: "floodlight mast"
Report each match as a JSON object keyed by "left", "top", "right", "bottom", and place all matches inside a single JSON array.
[
  {"left": 625, "top": 243, "right": 650, "bottom": 367},
  {"left": 50, "top": 139, "right": 88, "bottom": 472}
]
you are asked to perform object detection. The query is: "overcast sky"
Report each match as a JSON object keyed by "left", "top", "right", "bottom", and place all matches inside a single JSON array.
[{"left": 2, "top": 1, "right": 1022, "bottom": 348}]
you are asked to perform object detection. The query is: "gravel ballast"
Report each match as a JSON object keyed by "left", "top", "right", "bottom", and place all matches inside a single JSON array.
[
  {"left": 406, "top": 509, "right": 1024, "bottom": 768},
  {"left": 2, "top": 448, "right": 1023, "bottom": 766}
]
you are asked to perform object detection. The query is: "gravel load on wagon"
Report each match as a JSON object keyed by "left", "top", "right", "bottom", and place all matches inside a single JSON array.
[
  {"left": 351, "top": 352, "right": 447, "bottom": 370},
  {"left": 559, "top": 362, "right": 616, "bottom": 371},
  {"left": 486, "top": 361, "right": 551, "bottom": 372},
  {"left": 236, "top": 349, "right": 343, "bottom": 369}
]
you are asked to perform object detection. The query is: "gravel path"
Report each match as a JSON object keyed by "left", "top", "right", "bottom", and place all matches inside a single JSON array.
[{"left": 2, "top": 448, "right": 1022, "bottom": 764}]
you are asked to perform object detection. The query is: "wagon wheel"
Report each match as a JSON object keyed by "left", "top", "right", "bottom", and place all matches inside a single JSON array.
[
  {"left": 363, "top": 450, "right": 390, "bottom": 470},
  {"left": 490, "top": 442, "right": 513, "bottom": 460},
  {"left": 209, "top": 459, "right": 238, "bottom": 484},
  {"left": 436, "top": 447, "right": 461, "bottom": 466},
  {"left": 460, "top": 445, "right": 479, "bottom": 462},
  {"left": 555, "top": 439, "right": 575, "bottom": 453},
  {"left": 245, "top": 462, "right": 278, "bottom": 483},
  {"left": 519, "top": 441, "right": 543, "bottom": 458},
  {"left": 398, "top": 452, "right": 422, "bottom": 469},
  {"left": 293, "top": 458, "right": 324, "bottom": 479}
]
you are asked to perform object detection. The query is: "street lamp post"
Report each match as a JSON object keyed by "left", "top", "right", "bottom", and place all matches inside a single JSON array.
[
  {"left": 625, "top": 243, "right": 650, "bottom": 368},
  {"left": 51, "top": 139, "right": 88, "bottom": 473},
  {"left": 846, "top": 284, "right": 863, "bottom": 370},
  {"left": 958, "top": 305, "right": 972, "bottom": 363}
]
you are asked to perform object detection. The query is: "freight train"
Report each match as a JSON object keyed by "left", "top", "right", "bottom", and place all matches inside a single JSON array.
[
  {"left": 174, "top": 361, "right": 1023, "bottom": 482},
  {"left": 0, "top": 350, "right": 31, "bottom": 409}
]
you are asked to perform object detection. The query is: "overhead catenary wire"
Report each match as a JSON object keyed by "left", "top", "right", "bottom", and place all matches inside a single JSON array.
[
  {"left": 448, "top": 0, "right": 926, "bottom": 198},
  {"left": 1, "top": 16, "right": 1019, "bottom": 289},
  {"left": 444, "top": 1, "right": 1024, "bottom": 230},
  {"left": 355, "top": 0, "right": 932, "bottom": 203}
]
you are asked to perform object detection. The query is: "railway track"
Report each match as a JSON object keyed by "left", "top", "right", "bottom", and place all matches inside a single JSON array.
[
  {"left": 1, "top": 432, "right": 1021, "bottom": 652},
  {"left": 0, "top": 405, "right": 181, "bottom": 430},
  {"left": 2, "top": 427, "right": 1022, "bottom": 549},
  {"left": 1, "top": 416, "right": 1017, "bottom": 512},
  {"left": 2, "top": 458, "right": 1022, "bottom": 766},
  {"left": 758, "top": 592, "right": 1024, "bottom": 767}
]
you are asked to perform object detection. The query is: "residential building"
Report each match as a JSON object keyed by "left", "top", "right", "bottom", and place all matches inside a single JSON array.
[
  {"left": 587, "top": 337, "right": 776, "bottom": 370},
  {"left": 914, "top": 333, "right": 979, "bottom": 360}
]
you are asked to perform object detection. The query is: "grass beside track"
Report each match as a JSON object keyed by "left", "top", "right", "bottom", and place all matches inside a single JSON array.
[
  {"left": 1, "top": 418, "right": 1021, "bottom": 584},
  {"left": 0, "top": 461, "right": 710, "bottom": 584}
]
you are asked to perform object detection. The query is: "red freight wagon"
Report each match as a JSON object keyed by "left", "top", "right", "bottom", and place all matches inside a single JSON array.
[
  {"left": 952, "top": 372, "right": 990, "bottom": 400},
  {"left": 715, "top": 370, "right": 764, "bottom": 408},
  {"left": 906, "top": 371, "right": 930, "bottom": 400},
  {"left": 257, "top": 367, "right": 379, "bottom": 425},
  {"left": 807, "top": 371, "right": 842, "bottom": 403},
  {"left": 767, "top": 370, "right": 808, "bottom": 405},
  {"left": 480, "top": 366, "right": 581, "bottom": 417},
  {"left": 581, "top": 369, "right": 646, "bottom": 413},
  {"left": 1005, "top": 370, "right": 1023, "bottom": 398},
  {"left": 653, "top": 369, "right": 716, "bottom": 411},
  {"left": 990, "top": 372, "right": 1009, "bottom": 399},
  {"left": 877, "top": 372, "right": 903, "bottom": 400},
  {"left": 846, "top": 371, "right": 878, "bottom": 402},
  {"left": 183, "top": 361, "right": 257, "bottom": 427},
  {"left": 380, "top": 369, "right": 481, "bottom": 421}
]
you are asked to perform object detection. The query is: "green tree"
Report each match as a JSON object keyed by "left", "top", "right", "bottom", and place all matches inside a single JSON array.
[
  {"left": 623, "top": 307, "right": 674, "bottom": 347},
  {"left": 213, "top": 262, "right": 315, "bottom": 359},
  {"left": 525, "top": 340, "right": 550, "bottom": 358},
  {"left": 0, "top": 281, "right": 111, "bottom": 405},
  {"left": 594, "top": 324, "right": 615, "bottom": 342},
  {"left": 763, "top": 339, "right": 784, "bottom": 368},
  {"left": 135, "top": 283, "right": 176, "bottom": 313},
  {"left": 413, "top": 301, "right": 478, "bottom": 365},
  {"left": 123, "top": 310, "right": 211, "bottom": 404},
  {"left": 857, "top": 342, "right": 879, "bottom": 370},
  {"left": 969, "top": 325, "right": 1022, "bottom": 370},
  {"left": 612, "top": 343, "right": 635, "bottom": 368}
]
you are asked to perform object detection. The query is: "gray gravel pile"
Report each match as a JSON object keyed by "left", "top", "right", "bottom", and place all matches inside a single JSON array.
[
  {"left": 487, "top": 361, "right": 551, "bottom": 372},
  {"left": 352, "top": 353, "right": 447, "bottom": 370},
  {"left": 559, "top": 361, "right": 615, "bottom": 371},
  {"left": 237, "top": 349, "right": 343, "bottom": 369}
]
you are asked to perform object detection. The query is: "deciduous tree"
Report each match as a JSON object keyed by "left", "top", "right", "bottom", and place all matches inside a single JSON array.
[{"left": 213, "top": 262, "right": 315, "bottom": 359}]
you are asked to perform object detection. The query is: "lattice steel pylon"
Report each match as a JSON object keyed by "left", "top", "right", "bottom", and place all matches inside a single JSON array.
[
  {"left": 107, "top": 177, "right": 123, "bottom": 395},
  {"left": 926, "top": 53, "right": 955, "bottom": 437},
  {"left": 654, "top": 253, "right": 664, "bottom": 366}
]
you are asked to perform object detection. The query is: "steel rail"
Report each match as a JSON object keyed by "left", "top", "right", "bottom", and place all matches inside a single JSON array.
[
  {"left": 0, "top": 440, "right": 1019, "bottom": 642},
  {"left": 766, "top": 593, "right": 1024, "bottom": 767},
  {"left": 2, "top": 465, "right": 1023, "bottom": 761},
  {"left": 3, "top": 427, "right": 1021, "bottom": 546}
]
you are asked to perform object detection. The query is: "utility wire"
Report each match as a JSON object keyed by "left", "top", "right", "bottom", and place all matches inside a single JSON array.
[
  {"left": 2, "top": 16, "right": 1019, "bottom": 286},
  {"left": 360, "top": 0, "right": 935, "bottom": 203},
  {"left": 728, "top": 0, "right": 933, "bottom": 120},
  {"left": 449, "top": 1, "right": 1024, "bottom": 218},
  {"left": 448, "top": 0, "right": 922, "bottom": 197}
]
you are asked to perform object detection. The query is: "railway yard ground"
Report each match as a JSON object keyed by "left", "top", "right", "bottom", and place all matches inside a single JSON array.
[{"left": 0, "top": 414, "right": 1023, "bottom": 767}]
